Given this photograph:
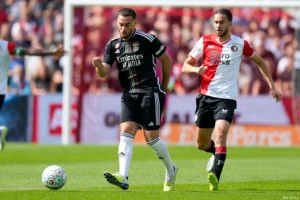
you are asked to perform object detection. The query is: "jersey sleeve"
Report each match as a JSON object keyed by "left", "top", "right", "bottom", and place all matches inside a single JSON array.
[
  {"left": 7, "top": 42, "right": 17, "bottom": 55},
  {"left": 188, "top": 37, "right": 204, "bottom": 61},
  {"left": 103, "top": 40, "right": 116, "bottom": 65},
  {"left": 150, "top": 36, "right": 166, "bottom": 58},
  {"left": 243, "top": 40, "right": 254, "bottom": 57}
]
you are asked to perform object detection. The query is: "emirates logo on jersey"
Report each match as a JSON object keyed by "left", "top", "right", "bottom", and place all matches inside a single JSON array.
[{"left": 231, "top": 45, "right": 238, "bottom": 52}]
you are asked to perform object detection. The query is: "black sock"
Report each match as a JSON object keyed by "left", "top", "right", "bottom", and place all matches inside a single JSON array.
[
  {"left": 204, "top": 140, "right": 215, "bottom": 155},
  {"left": 211, "top": 146, "right": 227, "bottom": 181}
]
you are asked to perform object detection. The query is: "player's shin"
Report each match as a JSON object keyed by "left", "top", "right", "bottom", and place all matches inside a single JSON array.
[
  {"left": 118, "top": 133, "right": 134, "bottom": 180},
  {"left": 147, "top": 137, "right": 175, "bottom": 176},
  {"left": 211, "top": 146, "right": 227, "bottom": 181}
]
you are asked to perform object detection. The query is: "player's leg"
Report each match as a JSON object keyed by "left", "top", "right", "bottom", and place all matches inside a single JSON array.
[
  {"left": 208, "top": 98, "right": 236, "bottom": 190},
  {"left": 194, "top": 94, "right": 216, "bottom": 172},
  {"left": 104, "top": 93, "right": 139, "bottom": 190},
  {"left": 0, "top": 94, "right": 7, "bottom": 151},
  {"left": 207, "top": 119, "right": 230, "bottom": 191},
  {"left": 0, "top": 126, "right": 8, "bottom": 151},
  {"left": 141, "top": 92, "right": 178, "bottom": 191}
]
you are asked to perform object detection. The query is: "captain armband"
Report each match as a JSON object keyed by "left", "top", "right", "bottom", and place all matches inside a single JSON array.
[{"left": 14, "top": 47, "right": 25, "bottom": 56}]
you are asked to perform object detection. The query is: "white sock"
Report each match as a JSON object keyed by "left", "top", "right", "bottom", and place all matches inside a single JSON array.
[
  {"left": 147, "top": 137, "right": 175, "bottom": 176},
  {"left": 118, "top": 133, "right": 134, "bottom": 180}
]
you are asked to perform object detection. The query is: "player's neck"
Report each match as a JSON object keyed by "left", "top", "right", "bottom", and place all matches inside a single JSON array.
[
  {"left": 124, "top": 29, "right": 136, "bottom": 41},
  {"left": 216, "top": 34, "right": 231, "bottom": 43}
]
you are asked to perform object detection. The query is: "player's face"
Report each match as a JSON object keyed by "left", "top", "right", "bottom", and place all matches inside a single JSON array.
[
  {"left": 213, "top": 14, "right": 232, "bottom": 38},
  {"left": 117, "top": 15, "right": 136, "bottom": 39}
]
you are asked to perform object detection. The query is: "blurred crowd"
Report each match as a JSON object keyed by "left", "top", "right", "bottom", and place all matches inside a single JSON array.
[
  {"left": 1, "top": 1, "right": 300, "bottom": 97},
  {"left": 0, "top": 0, "right": 64, "bottom": 95}
]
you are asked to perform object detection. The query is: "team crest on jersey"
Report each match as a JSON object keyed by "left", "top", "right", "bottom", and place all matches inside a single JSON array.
[
  {"left": 132, "top": 42, "right": 139, "bottom": 52},
  {"left": 231, "top": 45, "right": 238, "bottom": 52},
  {"left": 115, "top": 43, "right": 120, "bottom": 49}
]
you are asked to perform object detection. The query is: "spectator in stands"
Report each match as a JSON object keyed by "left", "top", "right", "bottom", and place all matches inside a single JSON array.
[
  {"left": 8, "top": 64, "right": 30, "bottom": 95},
  {"left": 172, "top": 50, "right": 201, "bottom": 95},
  {"left": 30, "top": 59, "right": 54, "bottom": 95}
]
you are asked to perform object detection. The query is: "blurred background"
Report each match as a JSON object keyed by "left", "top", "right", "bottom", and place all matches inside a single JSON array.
[{"left": 1, "top": 0, "right": 300, "bottom": 146}]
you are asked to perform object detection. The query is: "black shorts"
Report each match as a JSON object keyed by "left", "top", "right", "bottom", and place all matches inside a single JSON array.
[
  {"left": 0, "top": 94, "right": 5, "bottom": 111},
  {"left": 195, "top": 94, "right": 236, "bottom": 128},
  {"left": 120, "top": 92, "right": 165, "bottom": 130}
]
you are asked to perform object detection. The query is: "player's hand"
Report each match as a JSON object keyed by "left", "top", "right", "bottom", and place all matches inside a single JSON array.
[
  {"left": 197, "top": 65, "right": 208, "bottom": 75},
  {"left": 92, "top": 57, "right": 102, "bottom": 68},
  {"left": 163, "top": 87, "right": 172, "bottom": 93},
  {"left": 52, "top": 45, "right": 65, "bottom": 56},
  {"left": 162, "top": 85, "right": 171, "bottom": 93},
  {"left": 270, "top": 88, "right": 282, "bottom": 102}
]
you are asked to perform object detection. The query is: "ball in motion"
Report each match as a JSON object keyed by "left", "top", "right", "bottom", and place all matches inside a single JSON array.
[{"left": 42, "top": 165, "right": 67, "bottom": 190}]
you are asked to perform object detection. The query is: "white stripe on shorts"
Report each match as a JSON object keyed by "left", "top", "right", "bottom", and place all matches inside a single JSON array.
[{"left": 154, "top": 93, "right": 160, "bottom": 125}]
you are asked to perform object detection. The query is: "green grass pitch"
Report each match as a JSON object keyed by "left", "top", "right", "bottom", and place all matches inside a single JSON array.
[{"left": 0, "top": 144, "right": 299, "bottom": 200}]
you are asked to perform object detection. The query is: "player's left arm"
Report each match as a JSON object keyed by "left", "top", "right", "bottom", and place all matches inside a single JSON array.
[
  {"left": 23, "top": 46, "right": 65, "bottom": 56},
  {"left": 158, "top": 51, "right": 172, "bottom": 92},
  {"left": 8, "top": 42, "right": 65, "bottom": 57},
  {"left": 250, "top": 52, "right": 282, "bottom": 102},
  {"left": 151, "top": 35, "right": 172, "bottom": 92}
]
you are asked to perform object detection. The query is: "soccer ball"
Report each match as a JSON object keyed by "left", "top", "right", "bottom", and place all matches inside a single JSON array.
[{"left": 42, "top": 165, "right": 67, "bottom": 190}]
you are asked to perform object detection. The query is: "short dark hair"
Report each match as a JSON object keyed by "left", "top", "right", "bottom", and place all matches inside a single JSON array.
[
  {"left": 215, "top": 8, "right": 232, "bottom": 21},
  {"left": 118, "top": 8, "right": 136, "bottom": 20}
]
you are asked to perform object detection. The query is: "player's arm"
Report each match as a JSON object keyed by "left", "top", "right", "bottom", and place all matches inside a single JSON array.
[
  {"left": 93, "top": 41, "right": 115, "bottom": 78},
  {"left": 250, "top": 52, "right": 282, "bottom": 102},
  {"left": 92, "top": 57, "right": 111, "bottom": 78},
  {"left": 182, "top": 57, "right": 207, "bottom": 75},
  {"left": 158, "top": 51, "right": 172, "bottom": 92},
  {"left": 182, "top": 37, "right": 207, "bottom": 75},
  {"left": 12, "top": 46, "right": 65, "bottom": 56}
]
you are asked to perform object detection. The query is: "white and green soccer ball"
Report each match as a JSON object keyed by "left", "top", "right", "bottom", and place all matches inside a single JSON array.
[{"left": 42, "top": 165, "right": 67, "bottom": 190}]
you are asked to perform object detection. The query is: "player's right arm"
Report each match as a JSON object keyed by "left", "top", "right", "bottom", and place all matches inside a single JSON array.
[
  {"left": 93, "top": 40, "right": 116, "bottom": 78},
  {"left": 92, "top": 57, "right": 111, "bottom": 78},
  {"left": 182, "top": 37, "right": 207, "bottom": 75},
  {"left": 182, "top": 57, "right": 207, "bottom": 75}
]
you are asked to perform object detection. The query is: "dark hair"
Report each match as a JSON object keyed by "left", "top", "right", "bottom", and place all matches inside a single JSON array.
[
  {"left": 118, "top": 8, "right": 136, "bottom": 20},
  {"left": 215, "top": 8, "right": 232, "bottom": 21}
]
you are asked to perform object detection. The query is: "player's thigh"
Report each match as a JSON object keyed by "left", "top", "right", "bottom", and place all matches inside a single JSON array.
[
  {"left": 140, "top": 92, "right": 165, "bottom": 131},
  {"left": 213, "top": 98, "right": 236, "bottom": 146},
  {"left": 195, "top": 94, "right": 215, "bottom": 128},
  {"left": 0, "top": 95, "right": 4, "bottom": 111},
  {"left": 213, "top": 98, "right": 236, "bottom": 125},
  {"left": 120, "top": 93, "right": 140, "bottom": 125}
]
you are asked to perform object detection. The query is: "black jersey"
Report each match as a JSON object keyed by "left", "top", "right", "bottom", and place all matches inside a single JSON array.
[{"left": 103, "top": 29, "right": 166, "bottom": 93}]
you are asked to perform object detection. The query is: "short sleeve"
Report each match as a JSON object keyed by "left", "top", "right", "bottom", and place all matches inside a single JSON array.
[
  {"left": 103, "top": 40, "right": 116, "bottom": 65},
  {"left": 189, "top": 37, "right": 204, "bottom": 61},
  {"left": 243, "top": 40, "right": 254, "bottom": 57},
  {"left": 7, "top": 42, "right": 17, "bottom": 55},
  {"left": 151, "top": 36, "right": 166, "bottom": 58}
]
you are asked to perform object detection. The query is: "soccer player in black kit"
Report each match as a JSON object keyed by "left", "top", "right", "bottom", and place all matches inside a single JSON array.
[{"left": 92, "top": 8, "right": 178, "bottom": 191}]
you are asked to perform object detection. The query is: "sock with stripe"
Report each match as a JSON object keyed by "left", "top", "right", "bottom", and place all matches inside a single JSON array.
[
  {"left": 147, "top": 137, "right": 175, "bottom": 176},
  {"left": 204, "top": 140, "right": 215, "bottom": 155},
  {"left": 211, "top": 146, "right": 227, "bottom": 181},
  {"left": 118, "top": 133, "right": 134, "bottom": 180}
]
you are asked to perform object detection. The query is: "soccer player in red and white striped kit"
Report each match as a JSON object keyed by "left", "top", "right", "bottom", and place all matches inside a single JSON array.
[
  {"left": 182, "top": 8, "right": 282, "bottom": 191},
  {"left": 0, "top": 40, "right": 64, "bottom": 151}
]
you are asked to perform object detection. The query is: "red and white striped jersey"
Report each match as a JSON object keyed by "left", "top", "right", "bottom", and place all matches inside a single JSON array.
[
  {"left": 0, "top": 40, "right": 16, "bottom": 94},
  {"left": 189, "top": 34, "right": 254, "bottom": 100}
]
